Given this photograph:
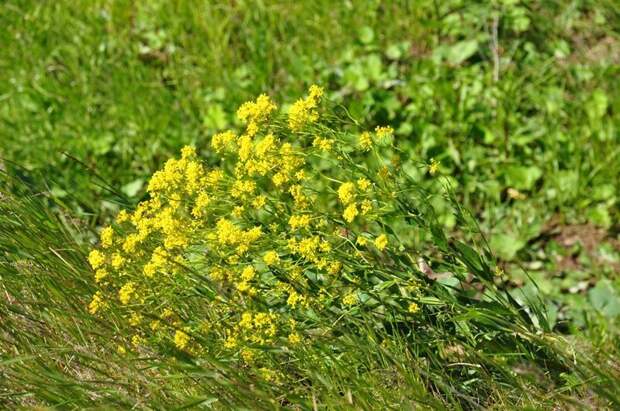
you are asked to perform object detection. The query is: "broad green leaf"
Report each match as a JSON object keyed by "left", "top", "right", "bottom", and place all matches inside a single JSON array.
[
  {"left": 122, "top": 178, "right": 144, "bottom": 198},
  {"left": 490, "top": 233, "right": 525, "bottom": 261},
  {"left": 589, "top": 279, "right": 620, "bottom": 318},
  {"left": 587, "top": 205, "right": 612, "bottom": 229},
  {"left": 446, "top": 40, "right": 478, "bottom": 65},
  {"left": 586, "top": 89, "right": 608, "bottom": 120},
  {"left": 504, "top": 165, "right": 542, "bottom": 190},
  {"left": 358, "top": 26, "right": 374, "bottom": 44},
  {"left": 203, "top": 104, "right": 228, "bottom": 130}
]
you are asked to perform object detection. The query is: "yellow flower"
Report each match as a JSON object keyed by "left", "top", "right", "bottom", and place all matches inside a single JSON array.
[
  {"left": 116, "top": 210, "right": 130, "bottom": 224},
  {"left": 224, "top": 336, "right": 238, "bottom": 349},
  {"left": 85, "top": 88, "right": 443, "bottom": 365},
  {"left": 232, "top": 206, "right": 245, "bottom": 218},
  {"left": 239, "top": 312, "right": 253, "bottom": 329},
  {"left": 259, "top": 367, "right": 280, "bottom": 383},
  {"left": 343, "top": 203, "right": 359, "bottom": 223},
  {"left": 328, "top": 261, "right": 342, "bottom": 275},
  {"left": 288, "top": 332, "right": 301, "bottom": 345},
  {"left": 375, "top": 125, "right": 394, "bottom": 139},
  {"left": 255, "top": 133, "right": 276, "bottom": 157},
  {"left": 408, "top": 302, "right": 420, "bottom": 314},
  {"left": 308, "top": 84, "right": 324, "bottom": 100},
  {"left": 429, "top": 158, "right": 440, "bottom": 175},
  {"left": 231, "top": 179, "right": 256, "bottom": 200},
  {"left": 88, "top": 250, "right": 105, "bottom": 270},
  {"left": 289, "top": 214, "right": 311, "bottom": 230},
  {"left": 240, "top": 266, "right": 256, "bottom": 281},
  {"left": 100, "top": 226, "right": 114, "bottom": 248},
  {"left": 215, "top": 218, "right": 243, "bottom": 245},
  {"left": 241, "top": 348, "right": 256, "bottom": 363},
  {"left": 143, "top": 262, "right": 157, "bottom": 278},
  {"left": 360, "top": 199, "right": 373, "bottom": 215},
  {"left": 291, "top": 236, "right": 322, "bottom": 263},
  {"left": 131, "top": 335, "right": 144, "bottom": 346},
  {"left": 252, "top": 195, "right": 267, "bottom": 209},
  {"left": 129, "top": 312, "right": 142, "bottom": 326},
  {"left": 122, "top": 234, "right": 140, "bottom": 254},
  {"left": 288, "top": 85, "right": 323, "bottom": 131},
  {"left": 191, "top": 192, "right": 211, "bottom": 218},
  {"left": 358, "top": 132, "right": 372, "bottom": 151},
  {"left": 206, "top": 169, "right": 223, "bottom": 186},
  {"left": 181, "top": 145, "right": 196, "bottom": 159},
  {"left": 88, "top": 291, "right": 104, "bottom": 314},
  {"left": 342, "top": 292, "right": 358, "bottom": 306},
  {"left": 174, "top": 329, "right": 190, "bottom": 350},
  {"left": 374, "top": 234, "right": 388, "bottom": 251},
  {"left": 211, "top": 130, "right": 236, "bottom": 153},
  {"left": 289, "top": 184, "right": 308, "bottom": 208},
  {"left": 272, "top": 172, "right": 288, "bottom": 187},
  {"left": 286, "top": 290, "right": 306, "bottom": 308},
  {"left": 185, "top": 161, "right": 205, "bottom": 195},
  {"left": 312, "top": 136, "right": 334, "bottom": 152},
  {"left": 337, "top": 182, "right": 356, "bottom": 205},
  {"left": 295, "top": 170, "right": 306, "bottom": 181},
  {"left": 119, "top": 282, "right": 136, "bottom": 305},
  {"left": 263, "top": 250, "right": 280, "bottom": 266},
  {"left": 95, "top": 269, "right": 108, "bottom": 283},
  {"left": 237, "top": 94, "right": 277, "bottom": 137},
  {"left": 111, "top": 253, "right": 125, "bottom": 270},
  {"left": 357, "top": 178, "right": 371, "bottom": 191}
]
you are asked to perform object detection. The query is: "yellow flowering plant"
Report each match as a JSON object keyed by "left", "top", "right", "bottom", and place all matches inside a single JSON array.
[{"left": 86, "top": 86, "right": 560, "bottom": 393}]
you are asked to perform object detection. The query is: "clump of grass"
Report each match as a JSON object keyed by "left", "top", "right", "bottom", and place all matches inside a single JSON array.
[
  {"left": 1, "top": 176, "right": 616, "bottom": 409},
  {"left": 2, "top": 88, "right": 616, "bottom": 409}
]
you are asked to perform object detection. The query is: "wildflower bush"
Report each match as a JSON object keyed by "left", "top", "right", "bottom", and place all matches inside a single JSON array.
[{"left": 84, "top": 86, "right": 583, "bottom": 403}]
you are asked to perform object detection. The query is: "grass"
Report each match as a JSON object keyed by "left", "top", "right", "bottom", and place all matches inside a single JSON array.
[
  {"left": 2, "top": 169, "right": 617, "bottom": 409},
  {"left": 1, "top": 0, "right": 619, "bottom": 408}
]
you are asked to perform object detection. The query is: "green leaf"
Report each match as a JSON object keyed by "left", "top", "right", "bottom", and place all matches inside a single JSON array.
[
  {"left": 122, "top": 178, "right": 144, "bottom": 198},
  {"left": 589, "top": 279, "right": 620, "bottom": 318},
  {"left": 504, "top": 165, "right": 542, "bottom": 190},
  {"left": 50, "top": 186, "right": 68, "bottom": 198},
  {"left": 490, "top": 233, "right": 525, "bottom": 261},
  {"left": 586, "top": 89, "right": 608, "bottom": 120},
  {"left": 358, "top": 26, "right": 375, "bottom": 44},
  {"left": 549, "top": 170, "right": 579, "bottom": 202},
  {"left": 454, "top": 241, "right": 484, "bottom": 273},
  {"left": 364, "top": 54, "right": 383, "bottom": 81},
  {"left": 385, "top": 44, "right": 402, "bottom": 60},
  {"left": 592, "top": 184, "right": 615, "bottom": 201},
  {"left": 446, "top": 40, "right": 478, "bottom": 65},
  {"left": 92, "top": 133, "right": 115, "bottom": 156},
  {"left": 587, "top": 205, "right": 611, "bottom": 229},
  {"left": 203, "top": 103, "right": 228, "bottom": 130}
]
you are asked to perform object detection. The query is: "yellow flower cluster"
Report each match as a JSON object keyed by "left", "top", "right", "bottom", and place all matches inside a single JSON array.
[
  {"left": 358, "top": 126, "right": 394, "bottom": 151},
  {"left": 337, "top": 179, "right": 375, "bottom": 223},
  {"left": 174, "top": 329, "right": 190, "bottom": 350},
  {"left": 237, "top": 94, "right": 277, "bottom": 137},
  {"left": 429, "top": 158, "right": 441, "bottom": 175},
  {"left": 288, "top": 85, "right": 324, "bottom": 132},
  {"left": 87, "top": 86, "right": 423, "bottom": 370}
]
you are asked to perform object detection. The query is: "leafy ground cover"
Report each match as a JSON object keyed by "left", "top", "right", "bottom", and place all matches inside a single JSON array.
[{"left": 1, "top": 0, "right": 619, "bottom": 408}]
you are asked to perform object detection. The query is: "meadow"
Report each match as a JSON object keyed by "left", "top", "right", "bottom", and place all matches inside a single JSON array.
[{"left": 1, "top": 1, "right": 619, "bottom": 409}]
